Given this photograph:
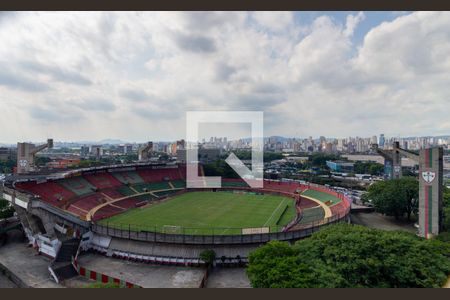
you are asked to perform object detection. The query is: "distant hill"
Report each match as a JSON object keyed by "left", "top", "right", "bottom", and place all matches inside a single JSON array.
[{"left": 97, "top": 139, "right": 128, "bottom": 145}]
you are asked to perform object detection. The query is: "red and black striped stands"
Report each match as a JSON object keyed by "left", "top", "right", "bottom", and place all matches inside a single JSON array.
[
  {"left": 84, "top": 172, "right": 123, "bottom": 189},
  {"left": 15, "top": 181, "right": 76, "bottom": 207}
]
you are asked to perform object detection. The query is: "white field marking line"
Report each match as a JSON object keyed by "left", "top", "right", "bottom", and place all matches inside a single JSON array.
[{"left": 263, "top": 199, "right": 287, "bottom": 227}]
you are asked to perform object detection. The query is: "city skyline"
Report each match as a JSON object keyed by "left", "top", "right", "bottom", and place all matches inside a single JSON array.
[
  {"left": 1, "top": 133, "right": 449, "bottom": 145},
  {"left": 1, "top": 11, "right": 450, "bottom": 143}
]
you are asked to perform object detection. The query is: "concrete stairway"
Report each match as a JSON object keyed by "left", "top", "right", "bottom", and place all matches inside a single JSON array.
[{"left": 50, "top": 238, "right": 81, "bottom": 283}]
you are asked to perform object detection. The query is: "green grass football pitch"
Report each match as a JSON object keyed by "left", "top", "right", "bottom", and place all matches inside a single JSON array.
[{"left": 99, "top": 191, "right": 296, "bottom": 235}]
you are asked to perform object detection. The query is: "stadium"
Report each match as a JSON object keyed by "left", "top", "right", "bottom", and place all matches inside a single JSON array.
[{"left": 2, "top": 162, "right": 351, "bottom": 284}]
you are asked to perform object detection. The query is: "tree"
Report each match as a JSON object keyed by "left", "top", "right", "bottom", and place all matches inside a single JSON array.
[
  {"left": 203, "top": 160, "right": 240, "bottom": 179},
  {"left": 0, "top": 199, "right": 15, "bottom": 219},
  {"left": 0, "top": 159, "right": 16, "bottom": 173},
  {"left": 363, "top": 177, "right": 419, "bottom": 220},
  {"left": 199, "top": 249, "right": 216, "bottom": 266},
  {"left": 247, "top": 224, "right": 450, "bottom": 288},
  {"left": 353, "top": 161, "right": 384, "bottom": 175},
  {"left": 368, "top": 163, "right": 384, "bottom": 175},
  {"left": 309, "top": 153, "right": 340, "bottom": 168},
  {"left": 442, "top": 186, "right": 450, "bottom": 232},
  {"left": 229, "top": 150, "right": 284, "bottom": 162},
  {"left": 35, "top": 156, "right": 51, "bottom": 166},
  {"left": 77, "top": 159, "right": 103, "bottom": 168},
  {"left": 246, "top": 240, "right": 339, "bottom": 288},
  {"left": 444, "top": 186, "right": 450, "bottom": 207}
]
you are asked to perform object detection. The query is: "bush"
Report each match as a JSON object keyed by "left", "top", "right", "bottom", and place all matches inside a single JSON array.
[
  {"left": 363, "top": 177, "right": 419, "bottom": 220},
  {"left": 247, "top": 224, "right": 450, "bottom": 288},
  {"left": 436, "top": 231, "right": 450, "bottom": 243},
  {"left": 0, "top": 199, "right": 15, "bottom": 219},
  {"left": 441, "top": 187, "right": 450, "bottom": 232},
  {"left": 199, "top": 249, "right": 216, "bottom": 266}
]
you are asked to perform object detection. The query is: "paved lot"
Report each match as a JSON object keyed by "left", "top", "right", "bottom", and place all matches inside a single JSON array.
[
  {"left": 351, "top": 212, "right": 417, "bottom": 233},
  {"left": 0, "top": 272, "right": 18, "bottom": 288},
  {"left": 78, "top": 253, "right": 206, "bottom": 288},
  {"left": 206, "top": 267, "right": 251, "bottom": 288},
  {"left": 0, "top": 242, "right": 61, "bottom": 288}
]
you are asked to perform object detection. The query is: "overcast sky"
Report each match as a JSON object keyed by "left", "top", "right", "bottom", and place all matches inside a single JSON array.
[{"left": 0, "top": 11, "right": 449, "bottom": 143}]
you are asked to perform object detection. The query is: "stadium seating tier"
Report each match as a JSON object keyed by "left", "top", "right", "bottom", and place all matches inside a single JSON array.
[{"left": 16, "top": 165, "right": 350, "bottom": 226}]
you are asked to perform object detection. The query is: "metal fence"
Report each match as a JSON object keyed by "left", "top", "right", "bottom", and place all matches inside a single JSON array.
[
  {"left": 94, "top": 223, "right": 287, "bottom": 236},
  {"left": 91, "top": 210, "right": 350, "bottom": 245}
]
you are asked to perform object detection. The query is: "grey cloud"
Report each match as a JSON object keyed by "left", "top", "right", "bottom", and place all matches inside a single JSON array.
[
  {"left": 181, "top": 12, "right": 240, "bottom": 31},
  {"left": 223, "top": 81, "right": 287, "bottom": 110},
  {"left": 29, "top": 106, "right": 82, "bottom": 122},
  {"left": 252, "top": 82, "right": 283, "bottom": 94},
  {"left": 73, "top": 98, "right": 116, "bottom": 112},
  {"left": 131, "top": 105, "right": 182, "bottom": 119},
  {"left": 0, "top": 68, "right": 50, "bottom": 92},
  {"left": 234, "top": 93, "right": 287, "bottom": 111},
  {"left": 119, "top": 89, "right": 149, "bottom": 102},
  {"left": 215, "top": 63, "right": 237, "bottom": 81},
  {"left": 174, "top": 32, "right": 217, "bottom": 53},
  {"left": 20, "top": 61, "right": 92, "bottom": 86}
]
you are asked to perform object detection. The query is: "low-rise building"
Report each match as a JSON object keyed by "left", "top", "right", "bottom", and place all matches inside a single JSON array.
[{"left": 326, "top": 160, "right": 355, "bottom": 173}]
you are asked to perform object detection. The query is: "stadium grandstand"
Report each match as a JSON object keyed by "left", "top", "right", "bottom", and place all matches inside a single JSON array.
[
  {"left": 2, "top": 162, "right": 350, "bottom": 283},
  {"left": 11, "top": 164, "right": 350, "bottom": 223}
]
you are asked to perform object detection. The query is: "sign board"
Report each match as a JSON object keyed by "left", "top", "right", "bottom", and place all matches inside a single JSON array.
[{"left": 242, "top": 227, "right": 270, "bottom": 235}]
